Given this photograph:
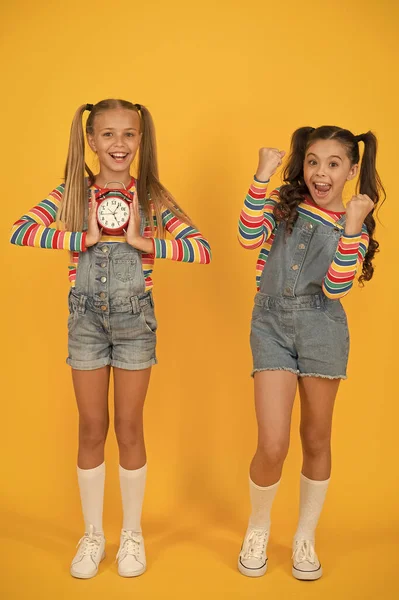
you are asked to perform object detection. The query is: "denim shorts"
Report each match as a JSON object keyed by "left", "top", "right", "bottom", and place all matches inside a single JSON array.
[
  {"left": 250, "top": 292, "right": 349, "bottom": 379},
  {"left": 66, "top": 289, "right": 157, "bottom": 371}
]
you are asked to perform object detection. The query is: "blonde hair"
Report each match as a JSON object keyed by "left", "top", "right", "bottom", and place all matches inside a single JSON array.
[{"left": 58, "top": 99, "right": 193, "bottom": 234}]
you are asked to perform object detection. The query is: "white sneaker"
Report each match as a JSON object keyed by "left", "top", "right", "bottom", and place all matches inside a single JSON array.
[
  {"left": 238, "top": 527, "right": 269, "bottom": 577},
  {"left": 292, "top": 539, "right": 322, "bottom": 581},
  {"left": 117, "top": 530, "right": 146, "bottom": 577},
  {"left": 70, "top": 525, "right": 106, "bottom": 579}
]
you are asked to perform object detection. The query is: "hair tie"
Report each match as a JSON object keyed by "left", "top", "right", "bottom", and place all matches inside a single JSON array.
[
  {"left": 354, "top": 134, "right": 364, "bottom": 142},
  {"left": 135, "top": 103, "right": 142, "bottom": 111},
  {"left": 309, "top": 127, "right": 316, "bottom": 132},
  {"left": 86, "top": 103, "right": 94, "bottom": 112}
]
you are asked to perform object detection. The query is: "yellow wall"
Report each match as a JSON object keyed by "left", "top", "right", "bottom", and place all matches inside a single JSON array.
[{"left": 1, "top": 1, "right": 398, "bottom": 598}]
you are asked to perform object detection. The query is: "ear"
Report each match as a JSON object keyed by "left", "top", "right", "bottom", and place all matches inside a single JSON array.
[
  {"left": 87, "top": 134, "right": 97, "bottom": 153},
  {"left": 347, "top": 163, "right": 359, "bottom": 181}
]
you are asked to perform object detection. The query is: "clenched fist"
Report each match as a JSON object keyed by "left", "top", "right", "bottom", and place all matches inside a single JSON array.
[
  {"left": 255, "top": 148, "right": 286, "bottom": 182},
  {"left": 345, "top": 194, "right": 374, "bottom": 235}
]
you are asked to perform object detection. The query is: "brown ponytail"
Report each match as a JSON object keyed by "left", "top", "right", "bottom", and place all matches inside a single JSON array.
[{"left": 355, "top": 131, "right": 386, "bottom": 283}]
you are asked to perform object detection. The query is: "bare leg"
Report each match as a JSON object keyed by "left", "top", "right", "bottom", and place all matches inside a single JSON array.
[
  {"left": 113, "top": 367, "right": 151, "bottom": 470},
  {"left": 298, "top": 377, "right": 340, "bottom": 480},
  {"left": 72, "top": 366, "right": 111, "bottom": 469},
  {"left": 250, "top": 370, "right": 298, "bottom": 486}
]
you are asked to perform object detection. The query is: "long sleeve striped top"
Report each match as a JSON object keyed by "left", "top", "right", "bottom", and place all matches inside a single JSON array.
[
  {"left": 238, "top": 178, "right": 369, "bottom": 299},
  {"left": 10, "top": 179, "right": 211, "bottom": 291}
]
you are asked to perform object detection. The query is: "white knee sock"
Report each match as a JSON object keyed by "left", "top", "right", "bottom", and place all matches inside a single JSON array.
[
  {"left": 119, "top": 464, "right": 147, "bottom": 532},
  {"left": 294, "top": 473, "right": 330, "bottom": 543},
  {"left": 77, "top": 462, "right": 105, "bottom": 535},
  {"left": 248, "top": 476, "right": 280, "bottom": 530}
]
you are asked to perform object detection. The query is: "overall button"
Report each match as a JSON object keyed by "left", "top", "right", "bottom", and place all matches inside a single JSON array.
[
  {"left": 100, "top": 276, "right": 107, "bottom": 283},
  {"left": 102, "top": 246, "right": 109, "bottom": 253},
  {"left": 292, "top": 264, "right": 299, "bottom": 271},
  {"left": 100, "top": 305, "right": 107, "bottom": 311},
  {"left": 306, "top": 223, "right": 313, "bottom": 230},
  {"left": 285, "top": 287, "right": 292, "bottom": 294},
  {"left": 100, "top": 262, "right": 107, "bottom": 268},
  {"left": 298, "top": 243, "right": 305, "bottom": 250},
  {"left": 99, "top": 292, "right": 106, "bottom": 299}
]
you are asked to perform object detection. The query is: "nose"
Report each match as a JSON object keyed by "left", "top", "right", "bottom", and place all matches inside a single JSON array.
[
  {"left": 112, "top": 133, "right": 125, "bottom": 147},
  {"left": 315, "top": 163, "right": 327, "bottom": 177}
]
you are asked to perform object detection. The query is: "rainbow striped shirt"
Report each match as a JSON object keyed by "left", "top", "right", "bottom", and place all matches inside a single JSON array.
[
  {"left": 10, "top": 179, "right": 211, "bottom": 290},
  {"left": 238, "top": 178, "right": 369, "bottom": 299}
]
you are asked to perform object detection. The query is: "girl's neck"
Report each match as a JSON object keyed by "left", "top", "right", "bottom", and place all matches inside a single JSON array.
[
  {"left": 305, "top": 191, "right": 345, "bottom": 213},
  {"left": 305, "top": 195, "right": 345, "bottom": 214},
  {"left": 94, "top": 168, "right": 133, "bottom": 189}
]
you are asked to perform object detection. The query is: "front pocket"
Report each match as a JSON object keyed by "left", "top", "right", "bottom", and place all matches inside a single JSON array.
[
  {"left": 323, "top": 300, "right": 347, "bottom": 324},
  {"left": 252, "top": 293, "right": 267, "bottom": 323},
  {"left": 67, "top": 309, "right": 80, "bottom": 334},
  {"left": 68, "top": 290, "right": 80, "bottom": 313},
  {"left": 251, "top": 304, "right": 264, "bottom": 323},
  {"left": 140, "top": 304, "right": 157, "bottom": 334},
  {"left": 112, "top": 255, "right": 137, "bottom": 282}
]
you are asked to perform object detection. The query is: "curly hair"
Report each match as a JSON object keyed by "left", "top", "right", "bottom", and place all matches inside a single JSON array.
[{"left": 274, "top": 126, "right": 385, "bottom": 284}]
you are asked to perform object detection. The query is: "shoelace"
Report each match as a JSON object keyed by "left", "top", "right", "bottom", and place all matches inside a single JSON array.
[
  {"left": 242, "top": 529, "right": 268, "bottom": 560},
  {"left": 76, "top": 524, "right": 103, "bottom": 558},
  {"left": 116, "top": 530, "right": 142, "bottom": 561},
  {"left": 292, "top": 539, "right": 317, "bottom": 565}
]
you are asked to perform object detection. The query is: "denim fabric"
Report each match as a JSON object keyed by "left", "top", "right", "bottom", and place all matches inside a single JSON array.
[{"left": 250, "top": 214, "right": 349, "bottom": 379}]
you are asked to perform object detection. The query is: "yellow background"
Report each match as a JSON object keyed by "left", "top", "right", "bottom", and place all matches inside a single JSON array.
[{"left": 1, "top": 0, "right": 398, "bottom": 598}]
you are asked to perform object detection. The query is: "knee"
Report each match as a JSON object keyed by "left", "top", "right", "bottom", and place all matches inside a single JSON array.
[
  {"left": 301, "top": 429, "right": 331, "bottom": 457},
  {"left": 79, "top": 418, "right": 108, "bottom": 449},
  {"left": 256, "top": 439, "right": 289, "bottom": 469},
  {"left": 114, "top": 419, "right": 143, "bottom": 448}
]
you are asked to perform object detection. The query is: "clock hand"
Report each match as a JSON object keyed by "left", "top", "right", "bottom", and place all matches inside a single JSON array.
[{"left": 101, "top": 206, "right": 118, "bottom": 216}]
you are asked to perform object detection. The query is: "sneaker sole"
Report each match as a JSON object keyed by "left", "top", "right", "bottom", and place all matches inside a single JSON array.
[
  {"left": 292, "top": 564, "right": 323, "bottom": 581},
  {"left": 237, "top": 557, "right": 268, "bottom": 578},
  {"left": 70, "top": 551, "right": 106, "bottom": 579},
  {"left": 118, "top": 564, "right": 146, "bottom": 578}
]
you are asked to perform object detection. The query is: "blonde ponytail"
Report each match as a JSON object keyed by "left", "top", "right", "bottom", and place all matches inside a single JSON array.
[{"left": 58, "top": 104, "right": 94, "bottom": 231}]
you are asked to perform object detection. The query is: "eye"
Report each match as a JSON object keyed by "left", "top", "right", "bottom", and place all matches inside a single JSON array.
[
  {"left": 308, "top": 159, "right": 317, "bottom": 166},
  {"left": 126, "top": 132, "right": 135, "bottom": 137},
  {"left": 330, "top": 162, "right": 339, "bottom": 167},
  {"left": 103, "top": 132, "right": 112, "bottom": 137}
]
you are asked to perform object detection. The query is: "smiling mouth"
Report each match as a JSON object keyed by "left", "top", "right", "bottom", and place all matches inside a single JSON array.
[
  {"left": 313, "top": 182, "right": 331, "bottom": 198},
  {"left": 109, "top": 153, "right": 129, "bottom": 162}
]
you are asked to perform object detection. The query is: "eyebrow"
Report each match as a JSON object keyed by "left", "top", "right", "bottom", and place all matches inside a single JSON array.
[
  {"left": 99, "top": 127, "right": 138, "bottom": 132},
  {"left": 307, "top": 152, "right": 343, "bottom": 160}
]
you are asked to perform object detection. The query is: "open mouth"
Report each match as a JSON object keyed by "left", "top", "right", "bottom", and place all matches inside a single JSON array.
[
  {"left": 313, "top": 182, "right": 331, "bottom": 199},
  {"left": 109, "top": 153, "right": 129, "bottom": 163}
]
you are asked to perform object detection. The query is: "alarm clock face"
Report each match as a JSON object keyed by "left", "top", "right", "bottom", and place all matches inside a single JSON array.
[{"left": 97, "top": 196, "right": 130, "bottom": 231}]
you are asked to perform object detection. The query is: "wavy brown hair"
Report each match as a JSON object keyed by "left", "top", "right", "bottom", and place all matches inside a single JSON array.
[
  {"left": 275, "top": 126, "right": 386, "bottom": 284},
  {"left": 58, "top": 99, "right": 193, "bottom": 235}
]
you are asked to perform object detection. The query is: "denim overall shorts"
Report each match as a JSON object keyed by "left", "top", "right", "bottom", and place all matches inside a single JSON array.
[
  {"left": 66, "top": 202, "right": 157, "bottom": 371},
  {"left": 250, "top": 214, "right": 349, "bottom": 379}
]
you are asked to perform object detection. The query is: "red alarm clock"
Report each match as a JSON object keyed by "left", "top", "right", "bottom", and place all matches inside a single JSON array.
[{"left": 95, "top": 181, "right": 134, "bottom": 235}]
